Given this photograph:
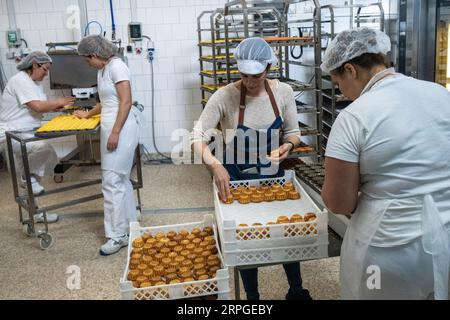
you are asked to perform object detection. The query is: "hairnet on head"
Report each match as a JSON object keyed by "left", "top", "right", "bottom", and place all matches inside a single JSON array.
[
  {"left": 235, "top": 37, "right": 277, "bottom": 75},
  {"left": 321, "top": 27, "right": 391, "bottom": 74},
  {"left": 17, "top": 51, "right": 52, "bottom": 71},
  {"left": 77, "top": 35, "right": 118, "bottom": 59}
]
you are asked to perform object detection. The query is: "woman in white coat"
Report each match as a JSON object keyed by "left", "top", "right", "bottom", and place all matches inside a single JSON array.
[
  {"left": 0, "top": 51, "right": 75, "bottom": 223},
  {"left": 75, "top": 36, "right": 140, "bottom": 256},
  {"left": 321, "top": 27, "right": 450, "bottom": 300}
]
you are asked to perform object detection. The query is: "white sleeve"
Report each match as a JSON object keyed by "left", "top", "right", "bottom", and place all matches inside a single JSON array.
[
  {"left": 325, "top": 111, "right": 365, "bottom": 163},
  {"left": 111, "top": 61, "right": 131, "bottom": 84},
  {"left": 14, "top": 78, "right": 42, "bottom": 105}
]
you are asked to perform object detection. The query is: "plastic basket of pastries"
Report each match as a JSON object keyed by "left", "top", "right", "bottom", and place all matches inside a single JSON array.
[
  {"left": 120, "top": 215, "right": 231, "bottom": 300},
  {"left": 212, "top": 170, "right": 328, "bottom": 266},
  {"left": 36, "top": 115, "right": 100, "bottom": 136}
]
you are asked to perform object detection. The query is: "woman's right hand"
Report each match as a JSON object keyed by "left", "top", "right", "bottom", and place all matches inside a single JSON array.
[
  {"left": 56, "top": 96, "right": 76, "bottom": 109},
  {"left": 73, "top": 110, "right": 90, "bottom": 119},
  {"left": 212, "top": 164, "right": 231, "bottom": 203}
]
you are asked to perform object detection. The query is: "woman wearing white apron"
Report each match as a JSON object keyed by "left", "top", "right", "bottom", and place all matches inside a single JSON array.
[
  {"left": 75, "top": 36, "right": 139, "bottom": 256},
  {"left": 321, "top": 28, "right": 450, "bottom": 300},
  {"left": 0, "top": 51, "right": 75, "bottom": 223}
]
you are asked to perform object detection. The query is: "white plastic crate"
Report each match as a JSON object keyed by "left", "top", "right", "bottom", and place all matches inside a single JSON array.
[
  {"left": 213, "top": 170, "right": 329, "bottom": 266},
  {"left": 120, "top": 215, "right": 231, "bottom": 300}
]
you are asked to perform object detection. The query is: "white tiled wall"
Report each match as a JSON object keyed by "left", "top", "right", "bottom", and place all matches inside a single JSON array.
[{"left": 0, "top": 0, "right": 228, "bottom": 155}]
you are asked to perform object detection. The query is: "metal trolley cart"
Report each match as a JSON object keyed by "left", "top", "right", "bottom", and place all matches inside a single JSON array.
[{"left": 5, "top": 128, "right": 143, "bottom": 250}]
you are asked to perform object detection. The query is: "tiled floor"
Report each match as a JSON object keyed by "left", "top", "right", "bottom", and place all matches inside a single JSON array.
[{"left": 0, "top": 164, "right": 341, "bottom": 300}]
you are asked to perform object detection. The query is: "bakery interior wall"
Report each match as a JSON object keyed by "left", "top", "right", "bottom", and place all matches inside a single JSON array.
[{"left": 0, "top": 0, "right": 399, "bottom": 156}]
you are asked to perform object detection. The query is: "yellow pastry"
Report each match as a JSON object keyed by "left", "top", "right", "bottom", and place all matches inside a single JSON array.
[
  {"left": 238, "top": 195, "right": 251, "bottom": 204},
  {"left": 127, "top": 269, "right": 140, "bottom": 281},
  {"left": 251, "top": 194, "right": 263, "bottom": 203},
  {"left": 288, "top": 191, "right": 301, "bottom": 200},
  {"left": 275, "top": 191, "right": 288, "bottom": 201},
  {"left": 132, "top": 238, "right": 144, "bottom": 248},
  {"left": 264, "top": 191, "right": 275, "bottom": 202}
]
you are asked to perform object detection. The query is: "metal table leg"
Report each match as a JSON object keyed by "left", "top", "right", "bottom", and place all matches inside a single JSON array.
[{"left": 234, "top": 267, "right": 241, "bottom": 300}]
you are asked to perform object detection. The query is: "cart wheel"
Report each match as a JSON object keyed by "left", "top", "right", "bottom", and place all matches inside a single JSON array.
[
  {"left": 22, "top": 223, "right": 34, "bottom": 236},
  {"left": 39, "top": 233, "right": 54, "bottom": 250},
  {"left": 54, "top": 175, "right": 64, "bottom": 183}
]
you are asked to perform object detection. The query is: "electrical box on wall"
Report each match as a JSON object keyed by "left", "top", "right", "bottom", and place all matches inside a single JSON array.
[
  {"left": 128, "top": 22, "right": 142, "bottom": 42},
  {"left": 6, "top": 29, "right": 22, "bottom": 47}
]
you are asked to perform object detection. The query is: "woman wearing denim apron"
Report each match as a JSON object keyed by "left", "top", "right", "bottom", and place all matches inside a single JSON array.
[{"left": 192, "top": 38, "right": 312, "bottom": 300}]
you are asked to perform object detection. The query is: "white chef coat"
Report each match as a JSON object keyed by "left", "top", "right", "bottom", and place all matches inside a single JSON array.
[
  {"left": 326, "top": 69, "right": 450, "bottom": 247},
  {"left": 0, "top": 71, "right": 46, "bottom": 131}
]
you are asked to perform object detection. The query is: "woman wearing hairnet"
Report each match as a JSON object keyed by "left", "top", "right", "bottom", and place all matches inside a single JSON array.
[
  {"left": 75, "top": 35, "right": 140, "bottom": 256},
  {"left": 321, "top": 27, "right": 450, "bottom": 299},
  {"left": 0, "top": 51, "right": 75, "bottom": 223},
  {"left": 192, "top": 37, "right": 311, "bottom": 300}
]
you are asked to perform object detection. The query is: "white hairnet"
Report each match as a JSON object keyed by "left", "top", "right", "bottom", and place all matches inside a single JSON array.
[
  {"left": 235, "top": 37, "right": 277, "bottom": 75},
  {"left": 17, "top": 51, "right": 52, "bottom": 71},
  {"left": 77, "top": 35, "right": 118, "bottom": 59},
  {"left": 321, "top": 27, "right": 391, "bottom": 74}
]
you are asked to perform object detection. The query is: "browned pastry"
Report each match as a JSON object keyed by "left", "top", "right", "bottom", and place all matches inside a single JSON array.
[
  {"left": 132, "top": 238, "right": 144, "bottom": 249},
  {"left": 142, "top": 255, "right": 153, "bottom": 265},
  {"left": 192, "top": 238, "right": 202, "bottom": 246},
  {"left": 209, "top": 266, "right": 220, "bottom": 278},
  {"left": 153, "top": 242, "right": 165, "bottom": 252},
  {"left": 249, "top": 186, "right": 258, "bottom": 193},
  {"left": 283, "top": 182, "right": 295, "bottom": 191},
  {"left": 146, "top": 238, "right": 157, "bottom": 247},
  {"left": 186, "top": 244, "right": 196, "bottom": 252},
  {"left": 143, "top": 269, "right": 155, "bottom": 279},
  {"left": 204, "top": 236, "right": 216, "bottom": 246},
  {"left": 191, "top": 228, "right": 202, "bottom": 237},
  {"left": 143, "top": 244, "right": 153, "bottom": 255},
  {"left": 174, "top": 256, "right": 186, "bottom": 264},
  {"left": 160, "top": 248, "right": 171, "bottom": 257},
  {"left": 140, "top": 282, "right": 152, "bottom": 289},
  {"left": 180, "top": 250, "right": 190, "bottom": 258},
  {"left": 137, "top": 264, "right": 148, "bottom": 273},
  {"left": 243, "top": 190, "right": 253, "bottom": 197},
  {"left": 181, "top": 259, "right": 194, "bottom": 269},
  {"left": 127, "top": 269, "right": 140, "bottom": 281},
  {"left": 264, "top": 191, "right": 275, "bottom": 202},
  {"left": 186, "top": 234, "right": 196, "bottom": 242},
  {"left": 290, "top": 214, "right": 304, "bottom": 223},
  {"left": 180, "top": 239, "right": 191, "bottom": 248},
  {"left": 179, "top": 230, "right": 190, "bottom": 238},
  {"left": 195, "top": 269, "right": 208, "bottom": 278},
  {"left": 135, "top": 276, "right": 148, "bottom": 287},
  {"left": 131, "top": 247, "right": 144, "bottom": 255},
  {"left": 165, "top": 267, "right": 177, "bottom": 275},
  {"left": 200, "top": 241, "right": 210, "bottom": 250},
  {"left": 173, "top": 235, "right": 183, "bottom": 244},
  {"left": 193, "top": 248, "right": 204, "bottom": 256},
  {"left": 194, "top": 257, "right": 205, "bottom": 265},
  {"left": 223, "top": 194, "right": 234, "bottom": 204},
  {"left": 260, "top": 186, "right": 270, "bottom": 192},
  {"left": 159, "top": 237, "right": 171, "bottom": 247},
  {"left": 180, "top": 272, "right": 193, "bottom": 279},
  {"left": 173, "top": 245, "right": 184, "bottom": 254},
  {"left": 168, "top": 251, "right": 179, "bottom": 261},
  {"left": 251, "top": 194, "right": 263, "bottom": 203},
  {"left": 131, "top": 253, "right": 142, "bottom": 261},
  {"left": 207, "top": 244, "right": 218, "bottom": 254},
  {"left": 304, "top": 212, "right": 317, "bottom": 221},
  {"left": 207, "top": 260, "right": 220, "bottom": 268},
  {"left": 154, "top": 281, "right": 166, "bottom": 287},
  {"left": 230, "top": 189, "right": 241, "bottom": 198},
  {"left": 161, "top": 258, "right": 172, "bottom": 268},
  {"left": 201, "top": 250, "right": 213, "bottom": 259},
  {"left": 288, "top": 191, "right": 301, "bottom": 200},
  {"left": 155, "top": 232, "right": 166, "bottom": 241},
  {"left": 167, "top": 241, "right": 178, "bottom": 250},
  {"left": 165, "top": 273, "right": 178, "bottom": 282},
  {"left": 150, "top": 276, "right": 162, "bottom": 285},
  {"left": 276, "top": 216, "right": 290, "bottom": 224},
  {"left": 169, "top": 261, "right": 179, "bottom": 270},
  {"left": 166, "top": 231, "right": 177, "bottom": 240},
  {"left": 238, "top": 195, "right": 251, "bottom": 204},
  {"left": 142, "top": 233, "right": 152, "bottom": 242},
  {"left": 179, "top": 267, "right": 191, "bottom": 275},
  {"left": 169, "top": 279, "right": 182, "bottom": 285},
  {"left": 199, "top": 231, "right": 209, "bottom": 239},
  {"left": 236, "top": 223, "right": 250, "bottom": 240},
  {"left": 147, "top": 248, "right": 158, "bottom": 257},
  {"left": 182, "top": 277, "right": 195, "bottom": 283},
  {"left": 153, "top": 266, "right": 165, "bottom": 276},
  {"left": 271, "top": 184, "right": 282, "bottom": 192},
  {"left": 275, "top": 191, "right": 288, "bottom": 201},
  {"left": 197, "top": 274, "right": 210, "bottom": 281},
  {"left": 149, "top": 261, "right": 160, "bottom": 269},
  {"left": 154, "top": 253, "right": 165, "bottom": 262},
  {"left": 187, "top": 253, "right": 197, "bottom": 261},
  {"left": 202, "top": 227, "right": 214, "bottom": 236}
]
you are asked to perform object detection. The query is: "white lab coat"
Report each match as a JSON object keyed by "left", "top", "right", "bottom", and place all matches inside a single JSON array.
[
  {"left": 98, "top": 57, "right": 139, "bottom": 239},
  {"left": 0, "top": 71, "right": 58, "bottom": 178},
  {"left": 326, "top": 68, "right": 450, "bottom": 300}
]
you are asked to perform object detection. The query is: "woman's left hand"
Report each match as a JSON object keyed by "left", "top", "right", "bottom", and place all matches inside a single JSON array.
[
  {"left": 267, "top": 143, "right": 293, "bottom": 164},
  {"left": 107, "top": 132, "right": 120, "bottom": 152}
]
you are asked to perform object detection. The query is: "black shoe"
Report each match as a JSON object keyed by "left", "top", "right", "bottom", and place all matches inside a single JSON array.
[{"left": 286, "top": 289, "right": 313, "bottom": 301}]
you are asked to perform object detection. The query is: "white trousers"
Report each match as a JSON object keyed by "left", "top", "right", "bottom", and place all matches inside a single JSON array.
[
  {"left": 11, "top": 138, "right": 58, "bottom": 178},
  {"left": 102, "top": 170, "right": 137, "bottom": 240},
  {"left": 356, "top": 234, "right": 450, "bottom": 300}
]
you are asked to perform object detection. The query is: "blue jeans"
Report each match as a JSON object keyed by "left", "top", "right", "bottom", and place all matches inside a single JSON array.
[{"left": 239, "top": 262, "right": 303, "bottom": 300}]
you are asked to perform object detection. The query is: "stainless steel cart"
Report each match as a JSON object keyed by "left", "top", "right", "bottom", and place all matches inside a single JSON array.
[{"left": 5, "top": 128, "right": 143, "bottom": 250}]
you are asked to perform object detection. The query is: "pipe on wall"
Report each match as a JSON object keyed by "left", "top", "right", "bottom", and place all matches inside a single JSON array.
[
  {"left": 78, "top": 0, "right": 89, "bottom": 39},
  {"left": 6, "top": 0, "right": 16, "bottom": 29}
]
